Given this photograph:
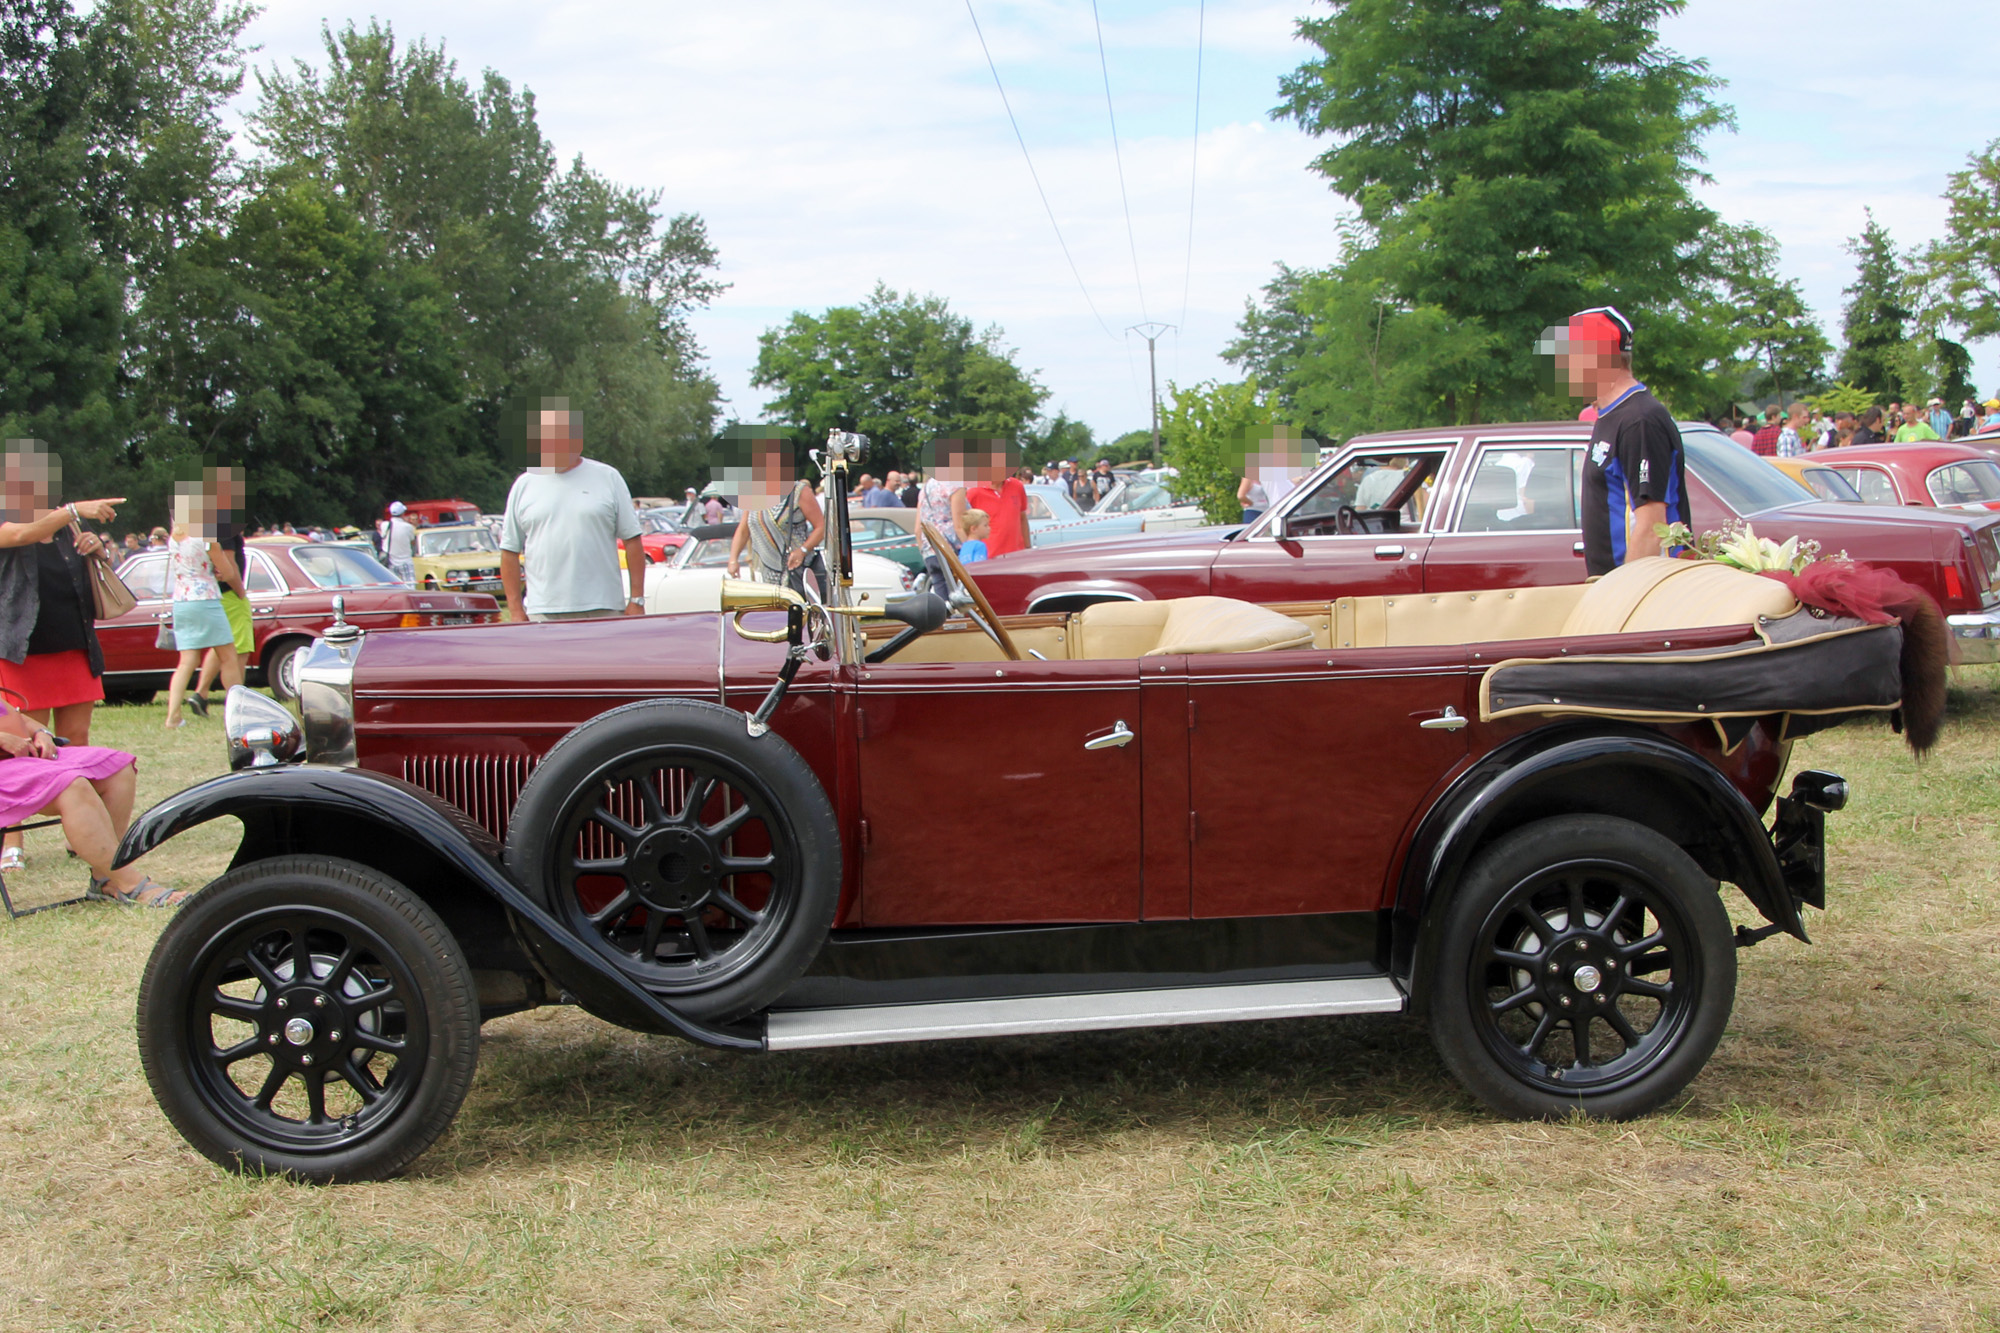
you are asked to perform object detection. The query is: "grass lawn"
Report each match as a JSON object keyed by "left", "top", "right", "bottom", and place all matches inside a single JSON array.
[{"left": 1, "top": 680, "right": 1996, "bottom": 1332}]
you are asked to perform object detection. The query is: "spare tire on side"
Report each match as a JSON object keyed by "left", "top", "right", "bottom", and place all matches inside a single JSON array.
[{"left": 505, "top": 698, "right": 840, "bottom": 1023}]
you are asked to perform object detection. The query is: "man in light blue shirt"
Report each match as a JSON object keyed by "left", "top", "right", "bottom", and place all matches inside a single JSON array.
[{"left": 499, "top": 403, "right": 646, "bottom": 621}]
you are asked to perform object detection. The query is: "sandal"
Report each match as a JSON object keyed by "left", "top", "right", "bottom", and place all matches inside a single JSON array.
[
  {"left": 109, "top": 877, "right": 187, "bottom": 909},
  {"left": 0, "top": 847, "right": 23, "bottom": 873},
  {"left": 187, "top": 692, "right": 209, "bottom": 718},
  {"left": 163, "top": 717, "right": 186, "bottom": 731},
  {"left": 85, "top": 874, "right": 113, "bottom": 901}
]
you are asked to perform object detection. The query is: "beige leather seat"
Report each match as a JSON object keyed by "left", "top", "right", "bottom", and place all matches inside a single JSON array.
[
  {"left": 1071, "top": 597, "right": 1315, "bottom": 659},
  {"left": 1560, "top": 556, "right": 1799, "bottom": 637}
]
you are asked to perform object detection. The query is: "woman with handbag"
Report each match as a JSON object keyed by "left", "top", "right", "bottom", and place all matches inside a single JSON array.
[{"left": 0, "top": 439, "right": 127, "bottom": 872}]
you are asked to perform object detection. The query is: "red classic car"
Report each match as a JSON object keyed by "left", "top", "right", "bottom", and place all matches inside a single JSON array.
[
  {"left": 117, "top": 439, "right": 1921, "bottom": 1183},
  {"left": 385, "top": 499, "right": 480, "bottom": 528},
  {"left": 100, "top": 540, "right": 500, "bottom": 701},
  {"left": 1784, "top": 442, "right": 2000, "bottom": 513},
  {"left": 970, "top": 423, "right": 2000, "bottom": 661}
]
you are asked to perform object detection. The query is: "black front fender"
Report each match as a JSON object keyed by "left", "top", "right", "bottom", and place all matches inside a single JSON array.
[
  {"left": 118, "top": 766, "right": 763, "bottom": 1051},
  {"left": 1394, "top": 726, "right": 1799, "bottom": 1013}
]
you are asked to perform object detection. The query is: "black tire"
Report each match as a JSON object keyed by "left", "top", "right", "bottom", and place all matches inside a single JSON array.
[
  {"left": 263, "top": 637, "right": 310, "bottom": 702},
  {"left": 505, "top": 698, "right": 840, "bottom": 1023},
  {"left": 137, "top": 856, "right": 480, "bottom": 1183},
  {"left": 1428, "top": 815, "right": 1736, "bottom": 1120}
]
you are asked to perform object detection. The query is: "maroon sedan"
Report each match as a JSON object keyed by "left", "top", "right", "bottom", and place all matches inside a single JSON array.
[
  {"left": 99, "top": 539, "right": 499, "bottom": 702},
  {"left": 971, "top": 423, "right": 2000, "bottom": 661},
  {"left": 116, "top": 444, "right": 1922, "bottom": 1181},
  {"left": 1796, "top": 442, "right": 2000, "bottom": 513}
]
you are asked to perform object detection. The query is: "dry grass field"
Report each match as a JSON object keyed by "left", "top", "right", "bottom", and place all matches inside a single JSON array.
[{"left": 1, "top": 676, "right": 1997, "bottom": 1332}]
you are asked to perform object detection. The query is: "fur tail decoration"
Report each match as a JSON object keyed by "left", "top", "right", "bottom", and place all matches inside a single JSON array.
[{"left": 1759, "top": 563, "right": 1947, "bottom": 756}]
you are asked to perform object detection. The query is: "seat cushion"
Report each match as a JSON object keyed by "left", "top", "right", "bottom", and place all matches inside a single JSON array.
[
  {"left": 1071, "top": 601, "right": 1175, "bottom": 658},
  {"left": 1144, "top": 597, "right": 1316, "bottom": 656},
  {"left": 1560, "top": 556, "right": 1798, "bottom": 637}
]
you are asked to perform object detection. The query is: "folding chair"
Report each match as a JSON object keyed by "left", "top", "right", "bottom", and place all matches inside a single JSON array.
[{"left": 0, "top": 817, "right": 87, "bottom": 919}]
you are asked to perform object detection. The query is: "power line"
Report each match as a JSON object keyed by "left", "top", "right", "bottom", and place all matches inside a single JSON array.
[
  {"left": 1091, "top": 0, "right": 1148, "bottom": 323},
  {"left": 1178, "top": 0, "right": 1205, "bottom": 334},
  {"left": 964, "top": 0, "right": 1117, "bottom": 340}
]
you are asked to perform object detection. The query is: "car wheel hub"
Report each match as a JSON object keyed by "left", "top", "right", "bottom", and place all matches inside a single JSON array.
[{"left": 631, "top": 828, "right": 717, "bottom": 911}]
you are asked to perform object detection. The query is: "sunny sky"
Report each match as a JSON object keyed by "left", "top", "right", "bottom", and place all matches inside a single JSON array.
[{"left": 229, "top": 0, "right": 2000, "bottom": 442}]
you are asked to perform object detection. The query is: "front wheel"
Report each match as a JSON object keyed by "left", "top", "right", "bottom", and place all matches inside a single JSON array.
[
  {"left": 263, "top": 637, "right": 309, "bottom": 702},
  {"left": 1428, "top": 815, "right": 1736, "bottom": 1120},
  {"left": 137, "top": 856, "right": 480, "bottom": 1183}
]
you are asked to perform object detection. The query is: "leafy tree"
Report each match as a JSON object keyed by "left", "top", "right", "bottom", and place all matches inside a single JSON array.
[
  {"left": 1725, "top": 230, "right": 1831, "bottom": 407},
  {"left": 1807, "top": 381, "right": 1878, "bottom": 415},
  {"left": 1158, "top": 379, "right": 1275, "bottom": 525},
  {"left": 1838, "top": 212, "right": 1913, "bottom": 403},
  {"left": 1922, "top": 137, "right": 2000, "bottom": 347},
  {"left": 751, "top": 284, "right": 1048, "bottom": 472},
  {"left": 1020, "top": 411, "right": 1095, "bottom": 470},
  {"left": 1273, "top": 0, "right": 1732, "bottom": 421},
  {"left": 1107, "top": 428, "right": 1155, "bottom": 461}
]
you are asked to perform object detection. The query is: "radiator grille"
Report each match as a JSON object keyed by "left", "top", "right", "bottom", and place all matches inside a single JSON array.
[{"left": 402, "top": 753, "right": 537, "bottom": 840}]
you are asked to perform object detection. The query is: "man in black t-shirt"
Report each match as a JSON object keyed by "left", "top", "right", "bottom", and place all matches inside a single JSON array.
[{"left": 1546, "top": 307, "right": 1688, "bottom": 577}]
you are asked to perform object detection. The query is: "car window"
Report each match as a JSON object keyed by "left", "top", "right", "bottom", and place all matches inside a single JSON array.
[
  {"left": 289, "top": 544, "right": 400, "bottom": 587},
  {"left": 1455, "top": 447, "right": 1577, "bottom": 531},
  {"left": 1025, "top": 495, "right": 1055, "bottom": 521},
  {"left": 1098, "top": 480, "right": 1175, "bottom": 515},
  {"left": 246, "top": 551, "right": 283, "bottom": 594},
  {"left": 1680, "top": 428, "right": 1814, "bottom": 514},
  {"left": 638, "top": 509, "right": 682, "bottom": 534},
  {"left": 851, "top": 518, "right": 893, "bottom": 541},
  {"left": 1282, "top": 451, "right": 1445, "bottom": 536},
  {"left": 118, "top": 553, "right": 169, "bottom": 600},
  {"left": 1835, "top": 467, "right": 1900, "bottom": 506},
  {"left": 417, "top": 527, "right": 497, "bottom": 556},
  {"left": 1927, "top": 461, "right": 2000, "bottom": 506},
  {"left": 1797, "top": 467, "right": 1864, "bottom": 502},
  {"left": 682, "top": 538, "right": 733, "bottom": 568}
]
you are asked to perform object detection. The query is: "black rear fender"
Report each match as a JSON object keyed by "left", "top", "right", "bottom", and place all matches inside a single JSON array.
[
  {"left": 116, "top": 766, "right": 763, "bottom": 1050},
  {"left": 1395, "top": 726, "right": 1797, "bottom": 1016}
]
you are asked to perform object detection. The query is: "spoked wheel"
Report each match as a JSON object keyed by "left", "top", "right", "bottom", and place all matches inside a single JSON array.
[
  {"left": 507, "top": 698, "right": 840, "bottom": 1022},
  {"left": 138, "top": 857, "right": 479, "bottom": 1182},
  {"left": 1429, "top": 815, "right": 1735, "bottom": 1120}
]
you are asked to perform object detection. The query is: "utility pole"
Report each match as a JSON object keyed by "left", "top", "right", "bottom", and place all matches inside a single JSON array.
[{"left": 1128, "top": 322, "right": 1174, "bottom": 467}]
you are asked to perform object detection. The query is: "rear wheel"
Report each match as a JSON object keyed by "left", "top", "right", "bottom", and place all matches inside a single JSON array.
[
  {"left": 263, "top": 637, "right": 310, "bottom": 702},
  {"left": 137, "top": 857, "right": 479, "bottom": 1183},
  {"left": 1428, "top": 815, "right": 1736, "bottom": 1120},
  {"left": 506, "top": 698, "right": 840, "bottom": 1023}
]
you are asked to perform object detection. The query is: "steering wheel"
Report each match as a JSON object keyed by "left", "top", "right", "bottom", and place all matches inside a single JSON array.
[
  {"left": 921, "top": 521, "right": 1021, "bottom": 661},
  {"left": 1335, "top": 504, "right": 1360, "bottom": 535}
]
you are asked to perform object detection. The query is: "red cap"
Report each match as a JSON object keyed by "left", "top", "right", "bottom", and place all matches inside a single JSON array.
[{"left": 1568, "top": 306, "right": 1634, "bottom": 353}]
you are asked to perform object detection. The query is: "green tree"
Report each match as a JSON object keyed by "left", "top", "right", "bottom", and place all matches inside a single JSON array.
[
  {"left": 1020, "top": 410, "right": 1095, "bottom": 470},
  {"left": 1106, "top": 429, "right": 1154, "bottom": 461},
  {"left": 1274, "top": 0, "right": 1732, "bottom": 421},
  {"left": 751, "top": 284, "right": 1048, "bottom": 472},
  {"left": 1922, "top": 137, "right": 2000, "bottom": 347},
  {"left": 1726, "top": 231, "right": 1832, "bottom": 407},
  {"left": 1158, "top": 379, "right": 1275, "bottom": 525},
  {"left": 1838, "top": 212, "right": 1912, "bottom": 403}
]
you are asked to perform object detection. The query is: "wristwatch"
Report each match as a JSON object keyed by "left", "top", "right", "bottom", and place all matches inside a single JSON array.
[{"left": 626, "top": 597, "right": 645, "bottom": 607}]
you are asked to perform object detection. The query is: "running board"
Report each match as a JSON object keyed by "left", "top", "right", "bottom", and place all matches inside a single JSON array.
[{"left": 764, "top": 976, "right": 1406, "bottom": 1050}]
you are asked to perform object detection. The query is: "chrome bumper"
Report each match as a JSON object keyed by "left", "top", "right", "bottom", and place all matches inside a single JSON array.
[{"left": 1947, "top": 608, "right": 2000, "bottom": 662}]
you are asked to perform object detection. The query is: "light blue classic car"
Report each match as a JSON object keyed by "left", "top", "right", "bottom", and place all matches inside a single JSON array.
[{"left": 1025, "top": 477, "right": 1206, "bottom": 546}]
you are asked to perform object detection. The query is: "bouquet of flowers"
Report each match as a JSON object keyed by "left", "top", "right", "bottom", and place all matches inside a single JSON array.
[{"left": 1653, "top": 520, "right": 1843, "bottom": 574}]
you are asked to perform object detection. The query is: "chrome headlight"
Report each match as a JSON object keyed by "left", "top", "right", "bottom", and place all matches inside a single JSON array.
[
  {"left": 296, "top": 633, "right": 362, "bottom": 765},
  {"left": 224, "top": 687, "right": 304, "bottom": 769}
]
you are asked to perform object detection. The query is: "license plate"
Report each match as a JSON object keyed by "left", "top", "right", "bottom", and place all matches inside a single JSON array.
[{"left": 440, "top": 614, "right": 477, "bottom": 625}]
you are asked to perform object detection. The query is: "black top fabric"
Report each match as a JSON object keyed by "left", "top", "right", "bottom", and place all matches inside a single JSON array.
[
  {"left": 25, "top": 533, "right": 91, "bottom": 657},
  {"left": 214, "top": 520, "right": 247, "bottom": 593},
  {"left": 1580, "top": 385, "right": 1687, "bottom": 577}
]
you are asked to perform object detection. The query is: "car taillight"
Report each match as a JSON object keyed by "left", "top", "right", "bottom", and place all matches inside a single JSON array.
[
  {"left": 400, "top": 612, "right": 422, "bottom": 627},
  {"left": 1944, "top": 566, "right": 1965, "bottom": 601}
]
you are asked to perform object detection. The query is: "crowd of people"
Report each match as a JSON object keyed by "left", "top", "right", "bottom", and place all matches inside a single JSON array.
[{"left": 1715, "top": 395, "right": 2000, "bottom": 456}]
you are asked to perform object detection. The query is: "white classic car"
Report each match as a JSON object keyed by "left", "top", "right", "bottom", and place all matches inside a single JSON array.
[{"left": 644, "top": 523, "right": 912, "bottom": 614}]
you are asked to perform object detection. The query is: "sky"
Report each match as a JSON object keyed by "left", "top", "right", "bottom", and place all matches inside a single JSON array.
[{"left": 227, "top": 0, "right": 2000, "bottom": 442}]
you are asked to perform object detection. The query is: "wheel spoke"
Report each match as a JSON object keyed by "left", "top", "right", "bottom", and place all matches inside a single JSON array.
[
  {"left": 678, "top": 774, "right": 717, "bottom": 826},
  {"left": 322, "top": 943, "right": 361, "bottom": 992},
  {"left": 347, "top": 981, "right": 398, "bottom": 1010},
  {"left": 1571, "top": 1015, "right": 1593, "bottom": 1067},
  {"left": 304, "top": 1069, "right": 329, "bottom": 1123},
  {"left": 718, "top": 854, "right": 775, "bottom": 876},
  {"left": 686, "top": 915, "right": 715, "bottom": 959},
  {"left": 349, "top": 1029, "right": 406, "bottom": 1054},
  {"left": 1512, "top": 910, "right": 1555, "bottom": 947},
  {"left": 1488, "top": 985, "right": 1537, "bottom": 1016},
  {"left": 636, "top": 772, "right": 670, "bottom": 826},
  {"left": 1618, "top": 930, "right": 1666, "bottom": 963},
  {"left": 703, "top": 801, "right": 752, "bottom": 841},
  {"left": 592, "top": 805, "right": 643, "bottom": 843},
  {"left": 641, "top": 908, "right": 667, "bottom": 960},
  {"left": 1567, "top": 879, "right": 1590, "bottom": 934},
  {"left": 336, "top": 1057, "right": 386, "bottom": 1104},
  {"left": 1624, "top": 977, "right": 1673, "bottom": 1000},
  {"left": 288, "top": 923, "right": 316, "bottom": 983},
  {"left": 1602, "top": 893, "right": 1634, "bottom": 939},
  {"left": 710, "top": 890, "right": 764, "bottom": 926},
  {"left": 252, "top": 1062, "right": 289, "bottom": 1110},
  {"left": 1523, "top": 1007, "right": 1557, "bottom": 1058},
  {"left": 1492, "top": 949, "right": 1540, "bottom": 970},
  {"left": 240, "top": 949, "right": 286, "bottom": 995},
  {"left": 1603, "top": 1005, "right": 1642, "bottom": 1048},
  {"left": 572, "top": 857, "right": 628, "bottom": 877},
  {"left": 586, "top": 889, "right": 636, "bottom": 927},
  {"left": 209, "top": 994, "right": 265, "bottom": 1022},
  {"left": 211, "top": 1036, "right": 263, "bottom": 1065}
]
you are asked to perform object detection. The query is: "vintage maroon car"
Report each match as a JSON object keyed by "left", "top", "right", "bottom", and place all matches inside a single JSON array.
[
  {"left": 100, "top": 540, "right": 499, "bottom": 701},
  {"left": 1791, "top": 442, "right": 2000, "bottom": 513},
  {"left": 971, "top": 423, "right": 2000, "bottom": 662},
  {"left": 119, "top": 442, "right": 1920, "bottom": 1182}
]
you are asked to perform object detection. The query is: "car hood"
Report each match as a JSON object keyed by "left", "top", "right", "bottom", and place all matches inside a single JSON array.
[
  {"left": 988, "top": 524, "right": 1240, "bottom": 567},
  {"left": 416, "top": 551, "right": 502, "bottom": 571},
  {"left": 1748, "top": 500, "right": 2000, "bottom": 535}
]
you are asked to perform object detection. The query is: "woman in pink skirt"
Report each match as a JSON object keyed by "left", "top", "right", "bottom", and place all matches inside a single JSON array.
[{"left": 0, "top": 702, "right": 182, "bottom": 906}]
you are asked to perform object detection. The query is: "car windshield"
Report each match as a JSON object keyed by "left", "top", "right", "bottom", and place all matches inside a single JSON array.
[
  {"left": 1798, "top": 467, "right": 1864, "bottom": 502},
  {"left": 417, "top": 527, "right": 497, "bottom": 556},
  {"left": 1094, "top": 480, "right": 1178, "bottom": 515},
  {"left": 289, "top": 544, "right": 400, "bottom": 588},
  {"left": 638, "top": 509, "right": 683, "bottom": 534},
  {"left": 1927, "top": 461, "right": 2000, "bottom": 506},
  {"left": 1681, "top": 428, "right": 1815, "bottom": 515},
  {"left": 677, "top": 538, "right": 733, "bottom": 569}
]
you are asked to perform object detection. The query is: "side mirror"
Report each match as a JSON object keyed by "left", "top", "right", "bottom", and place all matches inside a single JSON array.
[{"left": 1270, "top": 510, "right": 1290, "bottom": 541}]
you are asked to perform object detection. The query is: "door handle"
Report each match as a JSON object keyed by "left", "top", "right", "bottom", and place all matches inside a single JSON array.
[
  {"left": 253, "top": 606, "right": 274, "bottom": 615},
  {"left": 1374, "top": 544, "right": 1405, "bottom": 557},
  {"left": 1084, "top": 721, "right": 1134, "bottom": 750},
  {"left": 1572, "top": 542, "right": 1586, "bottom": 555},
  {"left": 1418, "top": 706, "right": 1468, "bottom": 731}
]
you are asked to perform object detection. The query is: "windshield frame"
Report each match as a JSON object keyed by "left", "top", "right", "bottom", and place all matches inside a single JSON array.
[{"left": 416, "top": 526, "right": 499, "bottom": 557}]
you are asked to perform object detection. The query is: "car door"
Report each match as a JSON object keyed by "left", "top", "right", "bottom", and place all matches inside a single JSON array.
[
  {"left": 1210, "top": 445, "right": 1452, "bottom": 603},
  {"left": 242, "top": 549, "right": 288, "bottom": 651},
  {"left": 1423, "top": 439, "right": 1590, "bottom": 593},
  {"left": 1830, "top": 465, "right": 1900, "bottom": 507},
  {"left": 1184, "top": 644, "right": 1471, "bottom": 919},
  {"left": 96, "top": 551, "right": 172, "bottom": 674},
  {"left": 854, "top": 655, "right": 1144, "bottom": 925}
]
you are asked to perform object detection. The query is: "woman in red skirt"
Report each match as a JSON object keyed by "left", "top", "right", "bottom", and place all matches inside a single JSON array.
[{"left": 0, "top": 440, "right": 126, "bottom": 872}]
